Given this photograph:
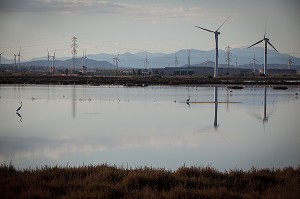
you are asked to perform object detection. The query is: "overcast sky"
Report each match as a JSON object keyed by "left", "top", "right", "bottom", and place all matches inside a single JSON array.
[{"left": 0, "top": 0, "right": 299, "bottom": 60}]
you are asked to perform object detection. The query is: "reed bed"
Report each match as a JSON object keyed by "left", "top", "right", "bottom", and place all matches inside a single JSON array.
[{"left": 1, "top": 163, "right": 299, "bottom": 199}]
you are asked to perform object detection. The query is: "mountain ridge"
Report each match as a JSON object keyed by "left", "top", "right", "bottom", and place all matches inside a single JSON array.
[{"left": 1, "top": 47, "right": 299, "bottom": 70}]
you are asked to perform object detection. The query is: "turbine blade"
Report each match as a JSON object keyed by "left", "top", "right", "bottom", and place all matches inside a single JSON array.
[
  {"left": 216, "top": 15, "right": 231, "bottom": 31},
  {"left": 264, "top": 25, "right": 267, "bottom": 38},
  {"left": 267, "top": 41, "right": 279, "bottom": 52},
  {"left": 247, "top": 39, "right": 264, "bottom": 49},
  {"left": 195, "top": 26, "right": 214, "bottom": 33}
]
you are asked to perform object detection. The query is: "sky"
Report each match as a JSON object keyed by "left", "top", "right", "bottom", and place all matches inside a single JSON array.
[{"left": 0, "top": 0, "right": 300, "bottom": 61}]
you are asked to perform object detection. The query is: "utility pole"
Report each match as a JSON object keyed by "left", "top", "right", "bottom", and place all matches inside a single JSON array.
[
  {"left": 0, "top": 52, "right": 4, "bottom": 66},
  {"left": 144, "top": 56, "right": 149, "bottom": 69},
  {"left": 235, "top": 57, "right": 237, "bottom": 68},
  {"left": 71, "top": 36, "right": 78, "bottom": 73},
  {"left": 188, "top": 49, "right": 190, "bottom": 66},
  {"left": 225, "top": 45, "right": 232, "bottom": 68},
  {"left": 175, "top": 53, "right": 178, "bottom": 67}
]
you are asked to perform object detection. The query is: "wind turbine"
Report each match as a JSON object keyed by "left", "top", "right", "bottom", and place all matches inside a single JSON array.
[
  {"left": 175, "top": 53, "right": 178, "bottom": 67},
  {"left": 188, "top": 49, "right": 191, "bottom": 66},
  {"left": 47, "top": 49, "right": 50, "bottom": 72},
  {"left": 247, "top": 27, "right": 279, "bottom": 76},
  {"left": 195, "top": 16, "right": 231, "bottom": 78},
  {"left": 17, "top": 48, "right": 21, "bottom": 71},
  {"left": 0, "top": 51, "right": 4, "bottom": 66},
  {"left": 82, "top": 51, "right": 87, "bottom": 74},
  {"left": 51, "top": 50, "right": 56, "bottom": 73},
  {"left": 252, "top": 52, "right": 261, "bottom": 74},
  {"left": 288, "top": 54, "right": 295, "bottom": 70},
  {"left": 143, "top": 54, "right": 149, "bottom": 69},
  {"left": 12, "top": 52, "right": 17, "bottom": 69}
]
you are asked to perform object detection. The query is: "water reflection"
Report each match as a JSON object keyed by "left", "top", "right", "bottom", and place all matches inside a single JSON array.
[
  {"left": 252, "top": 87, "right": 270, "bottom": 126},
  {"left": 214, "top": 86, "right": 219, "bottom": 129},
  {"left": 0, "top": 85, "right": 299, "bottom": 170},
  {"left": 16, "top": 112, "right": 22, "bottom": 122},
  {"left": 72, "top": 86, "right": 76, "bottom": 118}
]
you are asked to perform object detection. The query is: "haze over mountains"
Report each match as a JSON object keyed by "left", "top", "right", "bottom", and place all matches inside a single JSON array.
[{"left": 1, "top": 47, "right": 299, "bottom": 70}]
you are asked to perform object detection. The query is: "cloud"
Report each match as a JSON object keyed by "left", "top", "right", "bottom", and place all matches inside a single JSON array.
[{"left": 0, "top": 0, "right": 206, "bottom": 20}]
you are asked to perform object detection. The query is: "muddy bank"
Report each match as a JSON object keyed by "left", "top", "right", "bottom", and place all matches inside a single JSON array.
[{"left": 0, "top": 75, "right": 300, "bottom": 86}]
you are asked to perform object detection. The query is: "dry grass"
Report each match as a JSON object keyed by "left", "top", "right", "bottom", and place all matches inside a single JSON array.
[{"left": 1, "top": 163, "right": 299, "bottom": 199}]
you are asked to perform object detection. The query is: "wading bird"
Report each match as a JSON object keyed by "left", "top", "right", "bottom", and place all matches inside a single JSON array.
[{"left": 16, "top": 102, "right": 22, "bottom": 112}]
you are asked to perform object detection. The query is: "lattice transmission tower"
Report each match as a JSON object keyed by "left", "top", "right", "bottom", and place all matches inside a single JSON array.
[{"left": 71, "top": 36, "right": 78, "bottom": 73}]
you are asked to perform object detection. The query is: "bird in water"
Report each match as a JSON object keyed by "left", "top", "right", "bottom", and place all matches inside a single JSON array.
[
  {"left": 16, "top": 102, "right": 22, "bottom": 112},
  {"left": 186, "top": 95, "right": 191, "bottom": 103}
]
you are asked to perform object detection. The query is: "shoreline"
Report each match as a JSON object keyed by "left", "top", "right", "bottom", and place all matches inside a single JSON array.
[{"left": 1, "top": 75, "right": 300, "bottom": 86}]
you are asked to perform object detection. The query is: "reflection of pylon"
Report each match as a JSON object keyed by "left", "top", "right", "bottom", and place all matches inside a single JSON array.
[{"left": 71, "top": 36, "right": 78, "bottom": 73}]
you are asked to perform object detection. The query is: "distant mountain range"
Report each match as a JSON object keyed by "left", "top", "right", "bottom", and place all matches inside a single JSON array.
[{"left": 1, "top": 47, "right": 300, "bottom": 70}]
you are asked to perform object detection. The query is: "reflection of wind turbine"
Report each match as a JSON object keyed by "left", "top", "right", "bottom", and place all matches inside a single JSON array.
[
  {"left": 252, "top": 87, "right": 274, "bottom": 129},
  {"left": 214, "top": 86, "right": 219, "bottom": 129},
  {"left": 247, "top": 27, "right": 279, "bottom": 76},
  {"left": 195, "top": 16, "right": 230, "bottom": 78}
]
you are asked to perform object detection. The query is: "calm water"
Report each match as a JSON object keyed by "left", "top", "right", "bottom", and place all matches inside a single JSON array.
[{"left": 0, "top": 84, "right": 299, "bottom": 171}]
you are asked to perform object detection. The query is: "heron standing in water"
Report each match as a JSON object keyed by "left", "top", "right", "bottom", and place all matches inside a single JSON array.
[{"left": 16, "top": 102, "right": 22, "bottom": 112}]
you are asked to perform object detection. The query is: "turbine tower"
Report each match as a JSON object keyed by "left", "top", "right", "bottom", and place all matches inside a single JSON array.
[
  {"left": 188, "top": 49, "right": 191, "bottom": 66},
  {"left": 175, "top": 53, "right": 178, "bottom": 67},
  {"left": 47, "top": 49, "right": 50, "bottom": 72},
  {"left": 247, "top": 27, "right": 278, "bottom": 76},
  {"left": 288, "top": 54, "right": 295, "bottom": 70},
  {"left": 12, "top": 52, "right": 17, "bottom": 69},
  {"left": 0, "top": 52, "right": 4, "bottom": 66},
  {"left": 143, "top": 54, "right": 149, "bottom": 69},
  {"left": 195, "top": 16, "right": 230, "bottom": 78},
  {"left": 17, "top": 48, "right": 21, "bottom": 71},
  {"left": 51, "top": 50, "right": 56, "bottom": 73}
]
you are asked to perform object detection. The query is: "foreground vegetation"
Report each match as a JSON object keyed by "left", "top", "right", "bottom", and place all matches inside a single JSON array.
[{"left": 1, "top": 163, "right": 299, "bottom": 199}]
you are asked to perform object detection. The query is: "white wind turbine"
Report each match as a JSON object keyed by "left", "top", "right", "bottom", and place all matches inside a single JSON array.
[
  {"left": 288, "top": 54, "right": 295, "bottom": 70},
  {"left": 247, "top": 27, "right": 279, "bottom": 76},
  {"left": 195, "top": 16, "right": 231, "bottom": 78},
  {"left": 17, "top": 48, "right": 21, "bottom": 71},
  {"left": 0, "top": 51, "right": 4, "bottom": 66},
  {"left": 51, "top": 50, "right": 56, "bottom": 73},
  {"left": 12, "top": 52, "right": 17, "bottom": 69}
]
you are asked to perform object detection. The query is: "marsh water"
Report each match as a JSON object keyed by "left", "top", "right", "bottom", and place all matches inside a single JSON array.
[{"left": 0, "top": 84, "right": 299, "bottom": 171}]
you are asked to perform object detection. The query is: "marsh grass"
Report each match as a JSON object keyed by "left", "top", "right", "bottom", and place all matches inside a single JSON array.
[{"left": 1, "top": 163, "right": 299, "bottom": 199}]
